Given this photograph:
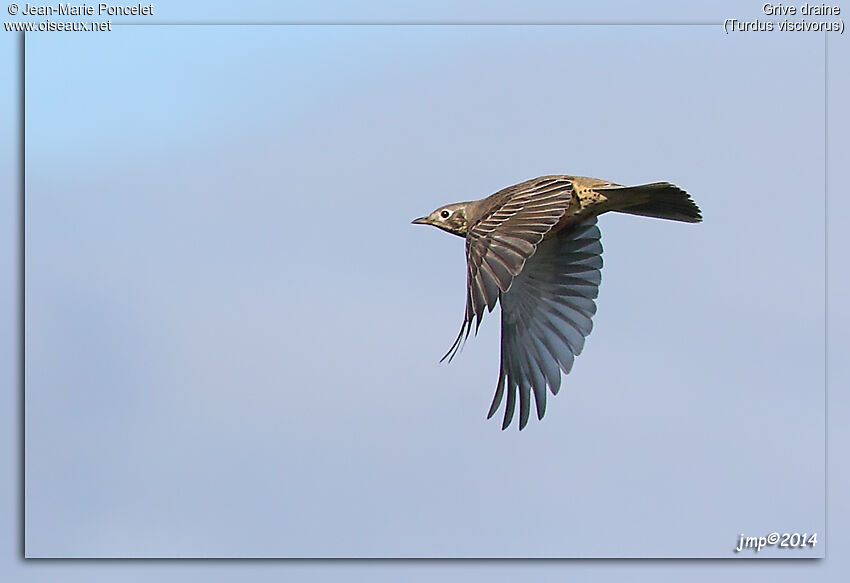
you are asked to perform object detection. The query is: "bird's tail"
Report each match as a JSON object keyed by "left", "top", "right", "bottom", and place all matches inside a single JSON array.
[{"left": 604, "top": 182, "right": 702, "bottom": 223}]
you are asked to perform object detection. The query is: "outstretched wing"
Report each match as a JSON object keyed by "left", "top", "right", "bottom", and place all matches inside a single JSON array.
[
  {"left": 489, "top": 219, "right": 603, "bottom": 430},
  {"left": 442, "top": 176, "right": 574, "bottom": 362}
]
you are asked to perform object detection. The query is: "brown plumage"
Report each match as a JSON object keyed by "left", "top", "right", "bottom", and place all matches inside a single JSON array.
[{"left": 412, "top": 175, "right": 701, "bottom": 430}]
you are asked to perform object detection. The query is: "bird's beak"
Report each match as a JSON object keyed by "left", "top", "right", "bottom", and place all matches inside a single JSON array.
[{"left": 411, "top": 217, "right": 430, "bottom": 225}]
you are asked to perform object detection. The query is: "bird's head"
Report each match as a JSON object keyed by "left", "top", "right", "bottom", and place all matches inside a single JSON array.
[{"left": 411, "top": 202, "right": 470, "bottom": 237}]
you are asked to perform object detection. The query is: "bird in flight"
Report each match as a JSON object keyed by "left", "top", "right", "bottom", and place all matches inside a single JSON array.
[{"left": 412, "top": 175, "right": 701, "bottom": 430}]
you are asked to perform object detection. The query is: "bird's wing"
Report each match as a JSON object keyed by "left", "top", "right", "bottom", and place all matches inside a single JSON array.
[
  {"left": 441, "top": 176, "right": 574, "bottom": 362},
  {"left": 489, "top": 219, "right": 602, "bottom": 430}
]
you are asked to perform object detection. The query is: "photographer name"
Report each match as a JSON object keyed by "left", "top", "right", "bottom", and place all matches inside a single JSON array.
[{"left": 21, "top": 3, "right": 153, "bottom": 16}]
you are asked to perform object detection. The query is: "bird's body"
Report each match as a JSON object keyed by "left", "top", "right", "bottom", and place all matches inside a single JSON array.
[{"left": 413, "top": 174, "right": 701, "bottom": 430}]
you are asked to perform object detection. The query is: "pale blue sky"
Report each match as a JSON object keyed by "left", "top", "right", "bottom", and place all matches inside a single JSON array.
[{"left": 3, "top": 0, "right": 849, "bottom": 580}]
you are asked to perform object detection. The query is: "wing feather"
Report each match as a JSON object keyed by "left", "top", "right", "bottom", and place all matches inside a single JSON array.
[
  {"left": 495, "top": 219, "right": 603, "bottom": 429},
  {"left": 443, "top": 176, "right": 575, "bottom": 362},
  {"left": 443, "top": 176, "right": 573, "bottom": 360}
]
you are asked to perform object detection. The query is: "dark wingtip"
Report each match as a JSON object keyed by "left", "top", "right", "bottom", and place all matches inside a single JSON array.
[
  {"left": 488, "top": 368, "right": 506, "bottom": 420},
  {"left": 440, "top": 322, "right": 468, "bottom": 363}
]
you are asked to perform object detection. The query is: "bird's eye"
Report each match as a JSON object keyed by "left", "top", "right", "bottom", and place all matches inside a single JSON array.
[{"left": 440, "top": 210, "right": 451, "bottom": 219}]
